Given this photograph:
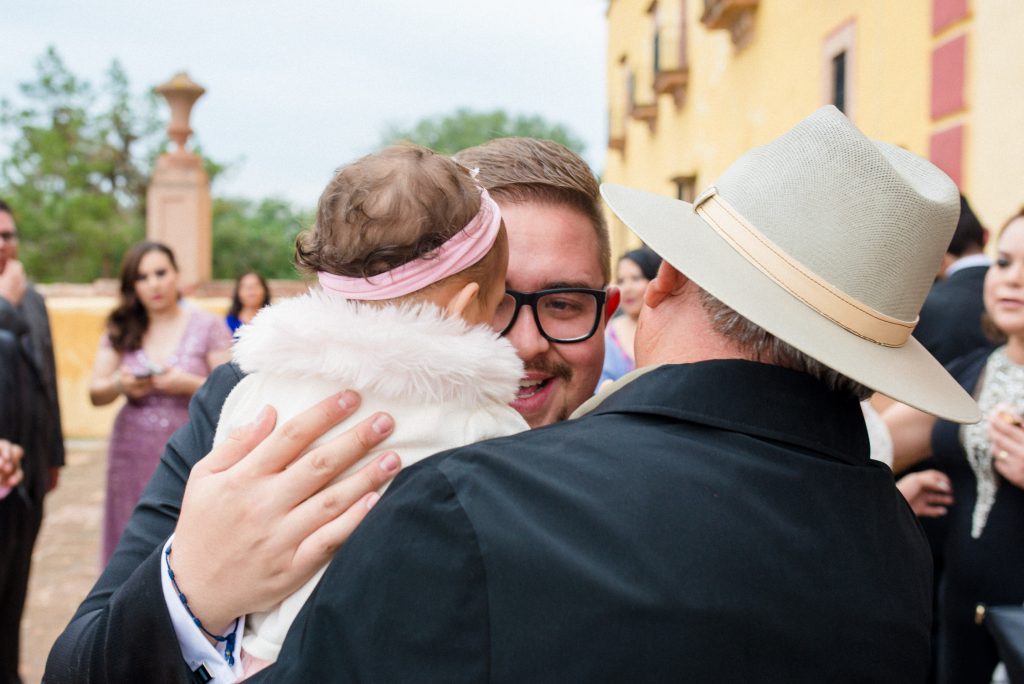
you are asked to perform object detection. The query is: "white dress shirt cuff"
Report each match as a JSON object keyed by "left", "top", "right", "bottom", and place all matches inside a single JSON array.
[{"left": 161, "top": 534, "right": 246, "bottom": 682}]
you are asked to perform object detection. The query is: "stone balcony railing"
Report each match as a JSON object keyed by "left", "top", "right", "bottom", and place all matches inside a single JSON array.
[{"left": 701, "top": 0, "right": 758, "bottom": 47}]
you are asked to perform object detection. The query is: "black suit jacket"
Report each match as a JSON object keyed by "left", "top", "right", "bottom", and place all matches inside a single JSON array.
[
  {"left": 0, "top": 330, "right": 22, "bottom": 444},
  {"left": 913, "top": 265, "right": 990, "bottom": 366},
  {"left": 45, "top": 362, "right": 244, "bottom": 683},
  {"left": 262, "top": 361, "right": 932, "bottom": 683},
  {"left": 0, "top": 287, "right": 64, "bottom": 503}
]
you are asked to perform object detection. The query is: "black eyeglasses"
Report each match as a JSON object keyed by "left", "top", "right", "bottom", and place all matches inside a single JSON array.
[{"left": 494, "top": 288, "right": 607, "bottom": 343}]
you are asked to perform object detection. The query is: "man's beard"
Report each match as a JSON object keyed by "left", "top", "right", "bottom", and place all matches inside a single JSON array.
[{"left": 522, "top": 358, "right": 574, "bottom": 423}]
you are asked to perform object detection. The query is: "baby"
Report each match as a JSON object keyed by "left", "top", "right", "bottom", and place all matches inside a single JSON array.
[{"left": 211, "top": 144, "right": 528, "bottom": 674}]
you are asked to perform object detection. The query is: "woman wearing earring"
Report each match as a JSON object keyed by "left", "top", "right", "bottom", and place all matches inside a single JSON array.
[
  {"left": 89, "top": 241, "right": 232, "bottom": 564},
  {"left": 888, "top": 208, "right": 1024, "bottom": 683}
]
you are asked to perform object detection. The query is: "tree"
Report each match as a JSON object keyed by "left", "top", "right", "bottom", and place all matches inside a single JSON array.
[
  {"left": 211, "top": 197, "right": 312, "bottom": 280},
  {"left": 380, "top": 108, "right": 586, "bottom": 156},
  {"left": 0, "top": 47, "right": 227, "bottom": 282}
]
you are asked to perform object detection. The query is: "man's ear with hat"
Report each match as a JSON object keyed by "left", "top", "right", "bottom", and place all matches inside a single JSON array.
[{"left": 602, "top": 105, "right": 980, "bottom": 424}]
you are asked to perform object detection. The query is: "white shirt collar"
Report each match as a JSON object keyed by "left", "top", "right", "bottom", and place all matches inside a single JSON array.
[{"left": 945, "top": 253, "right": 991, "bottom": 278}]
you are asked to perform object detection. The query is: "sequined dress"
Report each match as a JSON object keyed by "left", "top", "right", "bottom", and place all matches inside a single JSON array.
[{"left": 101, "top": 309, "right": 231, "bottom": 564}]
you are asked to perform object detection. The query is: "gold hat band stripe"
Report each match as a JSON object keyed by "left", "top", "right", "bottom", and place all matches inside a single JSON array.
[{"left": 693, "top": 187, "right": 917, "bottom": 348}]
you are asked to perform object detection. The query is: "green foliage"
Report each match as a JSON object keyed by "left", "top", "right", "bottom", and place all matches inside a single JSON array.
[
  {"left": 0, "top": 48, "right": 142, "bottom": 280},
  {"left": 0, "top": 47, "right": 270, "bottom": 283},
  {"left": 212, "top": 197, "right": 311, "bottom": 280},
  {"left": 380, "top": 108, "right": 586, "bottom": 156}
]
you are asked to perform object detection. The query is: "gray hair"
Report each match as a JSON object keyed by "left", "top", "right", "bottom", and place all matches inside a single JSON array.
[{"left": 697, "top": 288, "right": 874, "bottom": 400}]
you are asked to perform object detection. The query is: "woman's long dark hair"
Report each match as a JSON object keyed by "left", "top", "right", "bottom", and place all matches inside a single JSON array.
[
  {"left": 621, "top": 246, "right": 662, "bottom": 281},
  {"left": 227, "top": 271, "right": 272, "bottom": 319},
  {"left": 106, "top": 241, "right": 178, "bottom": 352}
]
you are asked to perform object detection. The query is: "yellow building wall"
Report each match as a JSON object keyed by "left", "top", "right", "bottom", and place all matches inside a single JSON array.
[
  {"left": 605, "top": 0, "right": 939, "bottom": 261},
  {"left": 969, "top": 0, "right": 1024, "bottom": 233},
  {"left": 47, "top": 297, "right": 230, "bottom": 439}
]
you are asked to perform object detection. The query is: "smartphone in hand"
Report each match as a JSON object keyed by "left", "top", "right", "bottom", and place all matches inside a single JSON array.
[{"left": 133, "top": 361, "right": 164, "bottom": 380}]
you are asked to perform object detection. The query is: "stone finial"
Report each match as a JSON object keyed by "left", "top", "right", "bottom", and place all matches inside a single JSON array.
[{"left": 155, "top": 72, "right": 206, "bottom": 152}]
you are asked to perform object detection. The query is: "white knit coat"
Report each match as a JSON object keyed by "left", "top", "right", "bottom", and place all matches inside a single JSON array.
[{"left": 213, "top": 290, "right": 528, "bottom": 662}]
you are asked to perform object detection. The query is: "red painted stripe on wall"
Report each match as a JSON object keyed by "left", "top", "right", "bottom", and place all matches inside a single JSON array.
[
  {"left": 933, "top": 0, "right": 969, "bottom": 35},
  {"left": 931, "top": 34, "right": 966, "bottom": 119},
  {"left": 930, "top": 124, "right": 964, "bottom": 187}
]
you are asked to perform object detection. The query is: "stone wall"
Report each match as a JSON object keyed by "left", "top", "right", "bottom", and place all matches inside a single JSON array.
[{"left": 38, "top": 279, "right": 307, "bottom": 438}]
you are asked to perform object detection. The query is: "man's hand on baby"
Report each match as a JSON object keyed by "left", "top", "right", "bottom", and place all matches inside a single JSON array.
[
  {"left": 0, "top": 439, "right": 24, "bottom": 490},
  {"left": 169, "top": 390, "right": 400, "bottom": 635}
]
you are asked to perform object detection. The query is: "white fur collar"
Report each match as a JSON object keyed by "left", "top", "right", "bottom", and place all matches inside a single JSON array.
[{"left": 233, "top": 290, "right": 523, "bottom": 407}]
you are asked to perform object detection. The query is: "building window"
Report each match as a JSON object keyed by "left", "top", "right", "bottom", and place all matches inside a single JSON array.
[
  {"left": 650, "top": 1, "right": 660, "bottom": 75},
  {"left": 822, "top": 20, "right": 856, "bottom": 121},
  {"left": 626, "top": 67, "right": 636, "bottom": 112},
  {"left": 673, "top": 175, "right": 697, "bottom": 202},
  {"left": 653, "top": 0, "right": 689, "bottom": 106},
  {"left": 832, "top": 51, "right": 847, "bottom": 113},
  {"left": 653, "top": 28, "right": 661, "bottom": 75}
]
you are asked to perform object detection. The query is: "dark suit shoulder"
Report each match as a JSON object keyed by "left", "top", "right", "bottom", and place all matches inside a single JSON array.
[{"left": 268, "top": 460, "right": 490, "bottom": 683}]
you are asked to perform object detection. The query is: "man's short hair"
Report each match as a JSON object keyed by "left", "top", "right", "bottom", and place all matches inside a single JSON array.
[
  {"left": 947, "top": 194, "right": 985, "bottom": 257},
  {"left": 455, "top": 138, "right": 611, "bottom": 283},
  {"left": 698, "top": 288, "right": 874, "bottom": 400},
  {"left": 0, "top": 199, "right": 12, "bottom": 218}
]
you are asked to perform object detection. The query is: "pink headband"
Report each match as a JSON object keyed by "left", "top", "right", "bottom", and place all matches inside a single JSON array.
[{"left": 317, "top": 187, "right": 502, "bottom": 300}]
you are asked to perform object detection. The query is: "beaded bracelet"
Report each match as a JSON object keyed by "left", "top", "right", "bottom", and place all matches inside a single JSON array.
[{"left": 164, "top": 544, "right": 239, "bottom": 666}]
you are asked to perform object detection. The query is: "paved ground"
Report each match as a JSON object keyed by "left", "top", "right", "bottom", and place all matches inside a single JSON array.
[{"left": 19, "top": 439, "right": 106, "bottom": 684}]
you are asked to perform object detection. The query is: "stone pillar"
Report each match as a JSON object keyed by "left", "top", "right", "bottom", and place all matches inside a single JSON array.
[{"left": 147, "top": 72, "right": 211, "bottom": 292}]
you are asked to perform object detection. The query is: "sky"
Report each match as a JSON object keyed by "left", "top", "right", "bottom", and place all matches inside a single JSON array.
[{"left": 2, "top": 0, "right": 609, "bottom": 208}]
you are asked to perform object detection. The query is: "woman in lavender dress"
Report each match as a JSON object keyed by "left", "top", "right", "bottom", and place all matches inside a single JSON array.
[{"left": 88, "top": 242, "right": 231, "bottom": 564}]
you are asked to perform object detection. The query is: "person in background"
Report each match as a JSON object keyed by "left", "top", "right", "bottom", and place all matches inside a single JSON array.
[
  {"left": 599, "top": 246, "right": 661, "bottom": 387},
  {"left": 913, "top": 194, "right": 991, "bottom": 366},
  {"left": 226, "top": 271, "right": 271, "bottom": 334},
  {"left": 88, "top": 241, "right": 231, "bottom": 565},
  {"left": 887, "top": 207, "right": 1024, "bottom": 684},
  {"left": 0, "top": 199, "right": 64, "bottom": 684}
]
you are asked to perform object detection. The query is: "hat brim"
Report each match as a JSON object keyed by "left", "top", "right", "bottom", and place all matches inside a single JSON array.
[{"left": 602, "top": 183, "right": 981, "bottom": 424}]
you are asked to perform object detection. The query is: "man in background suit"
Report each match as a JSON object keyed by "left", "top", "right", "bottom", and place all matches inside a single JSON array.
[
  {"left": 0, "top": 199, "right": 64, "bottom": 684},
  {"left": 913, "top": 194, "right": 991, "bottom": 366}
]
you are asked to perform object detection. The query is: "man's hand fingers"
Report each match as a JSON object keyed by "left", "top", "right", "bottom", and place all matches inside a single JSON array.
[
  {"left": 284, "top": 411, "right": 395, "bottom": 497},
  {"left": 292, "top": 491, "right": 385, "bottom": 575},
  {"left": 200, "top": 404, "right": 278, "bottom": 473},
  {"left": 284, "top": 450, "right": 401, "bottom": 541},
  {"left": 279, "top": 413, "right": 396, "bottom": 503},
  {"left": 247, "top": 391, "right": 364, "bottom": 473}
]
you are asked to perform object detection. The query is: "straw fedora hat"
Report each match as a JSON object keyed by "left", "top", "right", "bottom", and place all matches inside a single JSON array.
[{"left": 601, "top": 105, "right": 980, "bottom": 423}]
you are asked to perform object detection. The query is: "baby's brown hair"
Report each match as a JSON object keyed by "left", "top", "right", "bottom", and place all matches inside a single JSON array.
[{"left": 296, "top": 143, "right": 498, "bottom": 292}]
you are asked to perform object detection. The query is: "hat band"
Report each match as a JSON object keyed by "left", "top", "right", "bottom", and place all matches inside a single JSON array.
[{"left": 693, "top": 187, "right": 917, "bottom": 347}]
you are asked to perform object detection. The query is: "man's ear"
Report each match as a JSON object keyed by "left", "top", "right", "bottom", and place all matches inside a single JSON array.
[
  {"left": 644, "top": 261, "right": 687, "bottom": 309},
  {"left": 603, "top": 286, "right": 620, "bottom": 320},
  {"left": 444, "top": 282, "right": 480, "bottom": 319}
]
